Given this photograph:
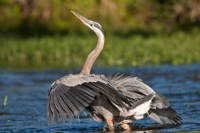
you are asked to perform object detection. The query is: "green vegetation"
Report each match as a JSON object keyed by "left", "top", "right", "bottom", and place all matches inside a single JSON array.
[
  {"left": 1, "top": 30, "right": 199, "bottom": 69},
  {"left": 0, "top": 1, "right": 200, "bottom": 69},
  {"left": 0, "top": 0, "right": 200, "bottom": 34}
]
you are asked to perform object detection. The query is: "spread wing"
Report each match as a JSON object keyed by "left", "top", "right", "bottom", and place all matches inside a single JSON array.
[
  {"left": 47, "top": 74, "right": 130, "bottom": 124},
  {"left": 109, "top": 75, "right": 182, "bottom": 124},
  {"left": 110, "top": 76, "right": 156, "bottom": 101}
]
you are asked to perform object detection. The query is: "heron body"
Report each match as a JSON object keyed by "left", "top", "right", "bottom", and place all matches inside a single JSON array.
[{"left": 47, "top": 11, "right": 182, "bottom": 131}]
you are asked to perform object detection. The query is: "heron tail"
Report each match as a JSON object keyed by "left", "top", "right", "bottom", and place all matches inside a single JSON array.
[{"left": 148, "top": 107, "right": 182, "bottom": 124}]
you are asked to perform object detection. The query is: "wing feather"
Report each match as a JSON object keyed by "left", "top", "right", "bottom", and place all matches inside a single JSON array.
[
  {"left": 62, "top": 94, "right": 79, "bottom": 116},
  {"left": 109, "top": 74, "right": 182, "bottom": 124},
  {"left": 56, "top": 94, "right": 74, "bottom": 119},
  {"left": 75, "top": 87, "right": 95, "bottom": 101},
  {"left": 76, "top": 85, "right": 97, "bottom": 97},
  {"left": 67, "top": 91, "right": 86, "bottom": 109},
  {"left": 70, "top": 89, "right": 91, "bottom": 106},
  {"left": 81, "top": 85, "right": 99, "bottom": 96},
  {"left": 49, "top": 93, "right": 59, "bottom": 123},
  {"left": 47, "top": 74, "right": 106, "bottom": 123},
  {"left": 48, "top": 74, "right": 131, "bottom": 124},
  {"left": 47, "top": 96, "right": 52, "bottom": 124},
  {"left": 64, "top": 93, "right": 84, "bottom": 111},
  {"left": 54, "top": 92, "right": 67, "bottom": 122}
]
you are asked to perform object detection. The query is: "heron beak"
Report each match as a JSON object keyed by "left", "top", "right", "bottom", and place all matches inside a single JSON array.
[{"left": 71, "top": 11, "right": 89, "bottom": 26}]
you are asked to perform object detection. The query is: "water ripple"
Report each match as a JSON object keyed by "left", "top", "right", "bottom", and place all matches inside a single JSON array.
[{"left": 0, "top": 64, "right": 200, "bottom": 132}]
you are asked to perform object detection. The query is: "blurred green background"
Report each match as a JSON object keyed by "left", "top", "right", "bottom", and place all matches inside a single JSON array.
[{"left": 0, "top": 0, "right": 200, "bottom": 69}]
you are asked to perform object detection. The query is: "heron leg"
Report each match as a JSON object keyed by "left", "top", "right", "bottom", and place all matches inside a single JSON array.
[
  {"left": 119, "top": 123, "right": 131, "bottom": 131},
  {"left": 106, "top": 118, "right": 114, "bottom": 131}
]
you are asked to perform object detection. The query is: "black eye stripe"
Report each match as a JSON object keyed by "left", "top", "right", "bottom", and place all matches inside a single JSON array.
[
  {"left": 94, "top": 23, "right": 101, "bottom": 30},
  {"left": 92, "top": 22, "right": 104, "bottom": 33}
]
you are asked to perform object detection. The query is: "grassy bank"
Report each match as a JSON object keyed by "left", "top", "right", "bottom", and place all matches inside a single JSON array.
[{"left": 0, "top": 31, "right": 200, "bottom": 70}]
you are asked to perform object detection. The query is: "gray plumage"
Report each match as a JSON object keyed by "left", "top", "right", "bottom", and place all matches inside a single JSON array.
[
  {"left": 110, "top": 76, "right": 182, "bottom": 124},
  {"left": 47, "top": 11, "right": 182, "bottom": 130},
  {"left": 48, "top": 74, "right": 181, "bottom": 124}
]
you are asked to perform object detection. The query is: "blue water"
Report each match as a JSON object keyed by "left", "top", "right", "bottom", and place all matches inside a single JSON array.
[{"left": 0, "top": 64, "right": 200, "bottom": 132}]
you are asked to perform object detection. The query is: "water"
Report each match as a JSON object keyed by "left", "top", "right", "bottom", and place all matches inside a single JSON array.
[{"left": 0, "top": 64, "right": 200, "bottom": 132}]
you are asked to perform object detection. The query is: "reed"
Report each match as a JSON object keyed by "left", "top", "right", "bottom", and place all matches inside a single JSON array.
[
  {"left": 3, "top": 95, "right": 8, "bottom": 108},
  {"left": 0, "top": 31, "right": 199, "bottom": 69}
]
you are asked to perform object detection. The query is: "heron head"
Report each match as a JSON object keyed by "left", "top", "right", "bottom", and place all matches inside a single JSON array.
[{"left": 71, "top": 11, "right": 103, "bottom": 34}]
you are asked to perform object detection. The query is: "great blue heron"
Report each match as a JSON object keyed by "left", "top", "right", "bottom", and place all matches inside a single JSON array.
[{"left": 47, "top": 11, "right": 182, "bottom": 131}]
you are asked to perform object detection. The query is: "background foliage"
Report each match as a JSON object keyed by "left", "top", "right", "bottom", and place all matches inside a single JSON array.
[
  {"left": 0, "top": 0, "right": 200, "bottom": 69},
  {"left": 1, "top": 0, "right": 200, "bottom": 34}
]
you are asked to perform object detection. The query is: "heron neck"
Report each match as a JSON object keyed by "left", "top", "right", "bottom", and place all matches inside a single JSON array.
[{"left": 81, "top": 32, "right": 104, "bottom": 74}]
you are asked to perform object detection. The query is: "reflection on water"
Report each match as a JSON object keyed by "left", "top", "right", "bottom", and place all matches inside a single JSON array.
[{"left": 0, "top": 64, "right": 200, "bottom": 132}]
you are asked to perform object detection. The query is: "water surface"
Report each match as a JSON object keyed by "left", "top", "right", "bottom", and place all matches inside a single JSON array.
[{"left": 0, "top": 64, "right": 200, "bottom": 132}]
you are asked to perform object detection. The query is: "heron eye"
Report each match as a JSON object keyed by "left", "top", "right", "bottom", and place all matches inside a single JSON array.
[{"left": 90, "top": 24, "right": 93, "bottom": 27}]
